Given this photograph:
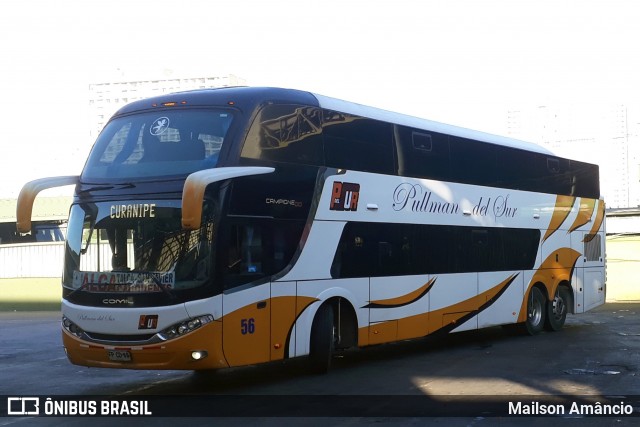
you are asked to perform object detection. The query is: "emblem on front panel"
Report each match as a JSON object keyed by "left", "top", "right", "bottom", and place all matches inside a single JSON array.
[{"left": 138, "top": 314, "right": 159, "bottom": 330}]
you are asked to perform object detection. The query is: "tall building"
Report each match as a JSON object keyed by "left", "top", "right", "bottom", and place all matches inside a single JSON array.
[
  {"left": 507, "top": 105, "right": 640, "bottom": 209},
  {"left": 88, "top": 73, "right": 246, "bottom": 139}
]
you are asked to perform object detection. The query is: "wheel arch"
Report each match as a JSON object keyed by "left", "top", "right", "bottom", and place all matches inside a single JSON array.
[
  {"left": 532, "top": 281, "right": 549, "bottom": 300},
  {"left": 558, "top": 280, "right": 575, "bottom": 315},
  {"left": 294, "top": 286, "right": 362, "bottom": 357}
]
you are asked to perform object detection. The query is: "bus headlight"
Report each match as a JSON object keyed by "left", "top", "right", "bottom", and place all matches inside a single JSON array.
[
  {"left": 62, "top": 315, "right": 84, "bottom": 338},
  {"left": 157, "top": 315, "right": 214, "bottom": 341}
]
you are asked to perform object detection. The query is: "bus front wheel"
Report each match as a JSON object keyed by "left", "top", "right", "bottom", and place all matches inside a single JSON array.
[
  {"left": 309, "top": 303, "right": 334, "bottom": 374},
  {"left": 524, "top": 287, "right": 546, "bottom": 335}
]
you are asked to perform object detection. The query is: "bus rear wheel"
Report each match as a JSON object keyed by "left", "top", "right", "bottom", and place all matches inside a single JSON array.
[
  {"left": 524, "top": 287, "right": 546, "bottom": 335},
  {"left": 545, "top": 286, "right": 570, "bottom": 331},
  {"left": 309, "top": 303, "right": 334, "bottom": 374}
]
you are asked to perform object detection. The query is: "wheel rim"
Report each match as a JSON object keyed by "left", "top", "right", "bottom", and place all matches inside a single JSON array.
[
  {"left": 528, "top": 293, "right": 542, "bottom": 325},
  {"left": 551, "top": 294, "right": 566, "bottom": 320}
]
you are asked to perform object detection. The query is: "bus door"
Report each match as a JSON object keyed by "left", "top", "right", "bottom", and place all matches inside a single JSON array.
[{"left": 221, "top": 223, "right": 271, "bottom": 367}]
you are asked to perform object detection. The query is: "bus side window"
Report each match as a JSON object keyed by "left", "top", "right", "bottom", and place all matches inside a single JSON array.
[
  {"left": 225, "top": 224, "right": 264, "bottom": 288},
  {"left": 323, "top": 111, "right": 394, "bottom": 175},
  {"left": 241, "top": 104, "right": 324, "bottom": 166},
  {"left": 395, "top": 126, "right": 450, "bottom": 181},
  {"left": 331, "top": 224, "right": 373, "bottom": 278},
  {"left": 571, "top": 160, "right": 600, "bottom": 198},
  {"left": 449, "top": 137, "right": 498, "bottom": 187},
  {"left": 239, "top": 225, "right": 262, "bottom": 274}
]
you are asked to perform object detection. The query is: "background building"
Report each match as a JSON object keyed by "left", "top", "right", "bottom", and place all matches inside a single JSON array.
[{"left": 88, "top": 73, "right": 246, "bottom": 139}]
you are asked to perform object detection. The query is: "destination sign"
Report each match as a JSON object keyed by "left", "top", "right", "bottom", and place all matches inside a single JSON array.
[
  {"left": 110, "top": 203, "right": 156, "bottom": 219},
  {"left": 72, "top": 271, "right": 174, "bottom": 292}
]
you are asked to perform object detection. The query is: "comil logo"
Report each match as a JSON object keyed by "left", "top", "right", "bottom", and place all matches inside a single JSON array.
[
  {"left": 102, "top": 297, "right": 134, "bottom": 306},
  {"left": 330, "top": 181, "right": 360, "bottom": 211}
]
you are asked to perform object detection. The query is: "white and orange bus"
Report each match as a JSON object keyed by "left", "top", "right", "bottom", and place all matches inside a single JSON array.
[{"left": 17, "top": 87, "right": 605, "bottom": 373}]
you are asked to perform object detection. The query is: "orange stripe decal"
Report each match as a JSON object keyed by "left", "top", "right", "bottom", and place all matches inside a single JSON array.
[
  {"left": 584, "top": 199, "right": 605, "bottom": 242},
  {"left": 423, "top": 273, "right": 519, "bottom": 335},
  {"left": 542, "top": 195, "right": 575, "bottom": 242},
  {"left": 568, "top": 198, "right": 596, "bottom": 233},
  {"left": 365, "top": 278, "right": 436, "bottom": 308},
  {"left": 360, "top": 273, "right": 518, "bottom": 342}
]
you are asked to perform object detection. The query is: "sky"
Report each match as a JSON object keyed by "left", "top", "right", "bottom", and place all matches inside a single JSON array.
[{"left": 1, "top": 0, "right": 639, "bottom": 198}]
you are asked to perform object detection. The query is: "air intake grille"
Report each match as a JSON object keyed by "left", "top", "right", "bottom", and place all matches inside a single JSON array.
[{"left": 584, "top": 234, "right": 602, "bottom": 261}]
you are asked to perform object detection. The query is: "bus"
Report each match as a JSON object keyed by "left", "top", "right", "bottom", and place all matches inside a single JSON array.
[{"left": 17, "top": 87, "right": 605, "bottom": 373}]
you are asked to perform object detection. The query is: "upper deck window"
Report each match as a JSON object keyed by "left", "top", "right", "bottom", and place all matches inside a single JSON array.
[{"left": 82, "top": 109, "right": 234, "bottom": 181}]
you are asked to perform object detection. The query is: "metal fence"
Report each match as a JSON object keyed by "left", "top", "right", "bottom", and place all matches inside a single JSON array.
[
  {"left": 0, "top": 242, "right": 65, "bottom": 278},
  {"left": 0, "top": 242, "right": 134, "bottom": 278}
]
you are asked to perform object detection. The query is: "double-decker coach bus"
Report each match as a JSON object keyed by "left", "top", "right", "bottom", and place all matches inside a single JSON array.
[{"left": 17, "top": 87, "right": 605, "bottom": 373}]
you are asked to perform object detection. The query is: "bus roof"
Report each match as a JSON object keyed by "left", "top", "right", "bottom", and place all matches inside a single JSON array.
[
  {"left": 114, "top": 86, "right": 553, "bottom": 156},
  {"left": 312, "top": 93, "right": 554, "bottom": 156}
]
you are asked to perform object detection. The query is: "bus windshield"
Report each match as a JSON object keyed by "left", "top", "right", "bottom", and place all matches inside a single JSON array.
[
  {"left": 63, "top": 201, "right": 214, "bottom": 293},
  {"left": 82, "top": 109, "right": 234, "bottom": 181}
]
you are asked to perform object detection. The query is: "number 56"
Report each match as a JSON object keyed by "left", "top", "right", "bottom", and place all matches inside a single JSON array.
[{"left": 241, "top": 318, "right": 255, "bottom": 335}]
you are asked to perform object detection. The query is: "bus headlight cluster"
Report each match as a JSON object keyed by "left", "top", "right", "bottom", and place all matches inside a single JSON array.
[
  {"left": 62, "top": 316, "right": 84, "bottom": 338},
  {"left": 157, "top": 315, "right": 214, "bottom": 341}
]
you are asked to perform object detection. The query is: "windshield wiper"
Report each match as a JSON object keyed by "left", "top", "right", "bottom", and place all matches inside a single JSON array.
[
  {"left": 77, "top": 183, "right": 135, "bottom": 194},
  {"left": 66, "top": 282, "right": 90, "bottom": 300}
]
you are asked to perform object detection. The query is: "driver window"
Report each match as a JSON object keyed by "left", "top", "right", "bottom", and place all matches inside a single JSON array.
[{"left": 225, "top": 224, "right": 264, "bottom": 288}]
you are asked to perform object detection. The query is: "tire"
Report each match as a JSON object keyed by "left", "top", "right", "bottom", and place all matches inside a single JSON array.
[
  {"left": 545, "top": 286, "right": 570, "bottom": 332},
  {"left": 524, "top": 287, "right": 546, "bottom": 335},
  {"left": 309, "top": 304, "right": 334, "bottom": 374}
]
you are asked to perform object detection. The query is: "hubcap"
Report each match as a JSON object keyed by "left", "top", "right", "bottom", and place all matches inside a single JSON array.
[
  {"left": 552, "top": 296, "right": 565, "bottom": 320},
  {"left": 529, "top": 295, "right": 542, "bottom": 325}
]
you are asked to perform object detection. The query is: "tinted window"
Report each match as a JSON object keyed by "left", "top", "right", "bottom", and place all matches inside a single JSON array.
[
  {"left": 496, "top": 147, "right": 539, "bottom": 192},
  {"left": 332, "top": 222, "right": 540, "bottom": 278},
  {"left": 323, "top": 110, "right": 394, "bottom": 174},
  {"left": 497, "top": 148, "right": 580, "bottom": 196},
  {"left": 395, "top": 126, "right": 450, "bottom": 180},
  {"left": 571, "top": 160, "right": 600, "bottom": 198},
  {"left": 241, "top": 104, "right": 324, "bottom": 166},
  {"left": 240, "top": 105, "right": 599, "bottom": 198},
  {"left": 449, "top": 137, "right": 498, "bottom": 187},
  {"left": 222, "top": 219, "right": 304, "bottom": 289}
]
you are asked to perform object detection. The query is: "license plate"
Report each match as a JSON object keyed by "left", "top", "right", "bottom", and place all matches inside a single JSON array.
[{"left": 107, "top": 350, "right": 132, "bottom": 362}]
